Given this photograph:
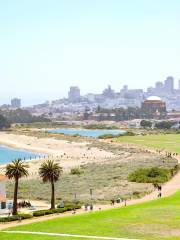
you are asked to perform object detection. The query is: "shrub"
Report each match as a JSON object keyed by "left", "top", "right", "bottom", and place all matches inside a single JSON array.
[
  {"left": 128, "top": 167, "right": 172, "bottom": 184},
  {"left": 18, "top": 213, "right": 33, "bottom": 219},
  {"left": 171, "top": 164, "right": 180, "bottom": 175},
  {"left": 98, "top": 134, "right": 116, "bottom": 139},
  {"left": 33, "top": 210, "right": 53, "bottom": 217},
  {"left": 155, "top": 121, "right": 174, "bottom": 129},
  {"left": 51, "top": 208, "right": 66, "bottom": 214},
  {"left": 57, "top": 203, "right": 81, "bottom": 210},
  {"left": 124, "top": 131, "right": 135, "bottom": 136},
  {"left": 140, "top": 120, "right": 152, "bottom": 128},
  {"left": 70, "top": 168, "right": 83, "bottom": 175},
  {"left": 0, "top": 213, "right": 32, "bottom": 222},
  {"left": 33, "top": 205, "right": 81, "bottom": 217}
]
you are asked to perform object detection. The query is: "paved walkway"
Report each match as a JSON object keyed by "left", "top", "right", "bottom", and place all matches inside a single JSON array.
[{"left": 1, "top": 230, "right": 139, "bottom": 240}]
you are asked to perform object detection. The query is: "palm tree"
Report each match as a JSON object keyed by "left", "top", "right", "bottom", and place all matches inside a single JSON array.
[
  {"left": 6, "top": 159, "right": 29, "bottom": 215},
  {"left": 39, "top": 160, "right": 62, "bottom": 209}
]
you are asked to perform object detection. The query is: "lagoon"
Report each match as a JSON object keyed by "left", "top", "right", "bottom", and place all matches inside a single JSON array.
[
  {"left": 48, "top": 128, "right": 125, "bottom": 137},
  {"left": 0, "top": 145, "right": 44, "bottom": 164}
]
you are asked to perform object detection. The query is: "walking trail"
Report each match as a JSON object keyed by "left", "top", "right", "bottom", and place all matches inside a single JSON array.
[{"left": 0, "top": 142, "right": 180, "bottom": 231}]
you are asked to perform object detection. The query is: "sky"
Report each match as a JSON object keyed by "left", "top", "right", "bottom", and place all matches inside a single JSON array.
[{"left": 1, "top": 0, "right": 180, "bottom": 106}]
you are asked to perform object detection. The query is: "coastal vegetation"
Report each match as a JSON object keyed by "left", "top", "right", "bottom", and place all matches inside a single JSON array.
[
  {"left": 98, "top": 130, "right": 135, "bottom": 139},
  {"left": 84, "top": 124, "right": 118, "bottom": 130},
  {"left": 70, "top": 167, "right": 84, "bottom": 175},
  {"left": 6, "top": 154, "right": 177, "bottom": 203},
  {"left": 128, "top": 167, "right": 177, "bottom": 184}
]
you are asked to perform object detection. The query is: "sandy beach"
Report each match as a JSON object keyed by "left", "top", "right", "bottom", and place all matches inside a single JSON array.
[{"left": 0, "top": 132, "right": 116, "bottom": 174}]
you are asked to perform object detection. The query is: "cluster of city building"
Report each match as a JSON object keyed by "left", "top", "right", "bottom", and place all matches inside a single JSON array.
[
  {"left": 27, "top": 76, "right": 180, "bottom": 119},
  {"left": 1, "top": 76, "right": 180, "bottom": 121}
]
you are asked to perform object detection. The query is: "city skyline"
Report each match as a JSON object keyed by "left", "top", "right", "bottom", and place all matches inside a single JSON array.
[
  {"left": 2, "top": 75, "right": 180, "bottom": 107},
  {"left": 1, "top": 1, "right": 180, "bottom": 106}
]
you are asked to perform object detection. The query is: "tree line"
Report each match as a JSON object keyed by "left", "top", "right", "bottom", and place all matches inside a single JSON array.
[
  {"left": 140, "top": 120, "right": 176, "bottom": 129},
  {"left": 0, "top": 109, "right": 50, "bottom": 129}
]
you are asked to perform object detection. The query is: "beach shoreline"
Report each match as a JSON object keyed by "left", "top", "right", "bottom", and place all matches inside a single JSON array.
[{"left": 0, "top": 131, "right": 116, "bottom": 173}]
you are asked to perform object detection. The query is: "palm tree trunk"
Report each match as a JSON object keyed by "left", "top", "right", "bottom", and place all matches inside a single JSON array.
[
  {"left": 13, "top": 178, "right": 18, "bottom": 215},
  {"left": 51, "top": 180, "right": 55, "bottom": 209}
]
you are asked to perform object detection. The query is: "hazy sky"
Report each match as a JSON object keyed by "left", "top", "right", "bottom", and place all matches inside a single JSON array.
[{"left": 1, "top": 0, "right": 180, "bottom": 106}]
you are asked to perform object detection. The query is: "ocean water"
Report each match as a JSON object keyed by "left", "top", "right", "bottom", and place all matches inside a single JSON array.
[
  {"left": 0, "top": 145, "right": 45, "bottom": 165},
  {"left": 48, "top": 128, "right": 126, "bottom": 137}
]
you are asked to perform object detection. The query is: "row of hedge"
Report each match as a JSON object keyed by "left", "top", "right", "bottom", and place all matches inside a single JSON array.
[
  {"left": 0, "top": 204, "right": 81, "bottom": 222},
  {"left": 0, "top": 213, "right": 32, "bottom": 222},
  {"left": 33, "top": 204, "right": 81, "bottom": 217}
]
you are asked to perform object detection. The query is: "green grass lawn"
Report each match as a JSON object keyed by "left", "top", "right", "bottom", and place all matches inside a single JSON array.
[
  {"left": 1, "top": 191, "right": 180, "bottom": 240},
  {"left": 0, "top": 233, "right": 90, "bottom": 240},
  {"left": 116, "top": 134, "right": 180, "bottom": 153}
]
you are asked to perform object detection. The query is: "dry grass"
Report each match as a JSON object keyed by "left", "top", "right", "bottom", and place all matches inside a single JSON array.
[{"left": 6, "top": 153, "right": 177, "bottom": 204}]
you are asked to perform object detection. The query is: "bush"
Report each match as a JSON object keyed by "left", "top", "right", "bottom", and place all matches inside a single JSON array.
[
  {"left": 33, "top": 209, "right": 53, "bottom": 217},
  {"left": 123, "top": 131, "right": 135, "bottom": 136},
  {"left": 18, "top": 213, "right": 33, "bottom": 219},
  {"left": 155, "top": 121, "right": 174, "bottom": 129},
  {"left": 140, "top": 120, "right": 152, "bottom": 128},
  {"left": 128, "top": 167, "right": 172, "bottom": 184},
  {"left": 70, "top": 168, "right": 83, "bottom": 175},
  {"left": 0, "top": 213, "right": 32, "bottom": 222},
  {"left": 33, "top": 204, "right": 81, "bottom": 217},
  {"left": 98, "top": 134, "right": 116, "bottom": 139},
  {"left": 57, "top": 203, "right": 81, "bottom": 210},
  {"left": 171, "top": 164, "right": 180, "bottom": 175}
]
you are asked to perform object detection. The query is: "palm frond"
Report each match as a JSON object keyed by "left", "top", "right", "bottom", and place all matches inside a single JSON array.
[
  {"left": 5, "top": 158, "right": 29, "bottom": 179},
  {"left": 39, "top": 159, "right": 62, "bottom": 183}
]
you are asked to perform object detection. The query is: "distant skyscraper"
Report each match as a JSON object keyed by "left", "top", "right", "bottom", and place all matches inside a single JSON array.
[
  {"left": 11, "top": 98, "right": 21, "bottom": 108},
  {"left": 155, "top": 81, "right": 164, "bottom": 91},
  {"left": 68, "top": 86, "right": 80, "bottom": 102},
  {"left": 123, "top": 85, "right": 128, "bottom": 92},
  {"left": 102, "top": 85, "right": 115, "bottom": 98},
  {"left": 164, "top": 76, "right": 174, "bottom": 94}
]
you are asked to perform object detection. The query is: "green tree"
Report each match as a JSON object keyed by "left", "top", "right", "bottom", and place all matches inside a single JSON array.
[
  {"left": 140, "top": 120, "right": 152, "bottom": 128},
  {"left": 155, "top": 121, "right": 174, "bottom": 129},
  {"left": 5, "top": 159, "right": 29, "bottom": 215},
  {"left": 39, "top": 160, "right": 62, "bottom": 209},
  {"left": 0, "top": 114, "right": 10, "bottom": 129}
]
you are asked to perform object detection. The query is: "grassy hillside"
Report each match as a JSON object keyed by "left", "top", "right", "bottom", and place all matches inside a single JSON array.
[
  {"left": 6, "top": 155, "right": 176, "bottom": 203},
  {"left": 116, "top": 134, "right": 180, "bottom": 153},
  {"left": 1, "top": 191, "right": 180, "bottom": 240}
]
